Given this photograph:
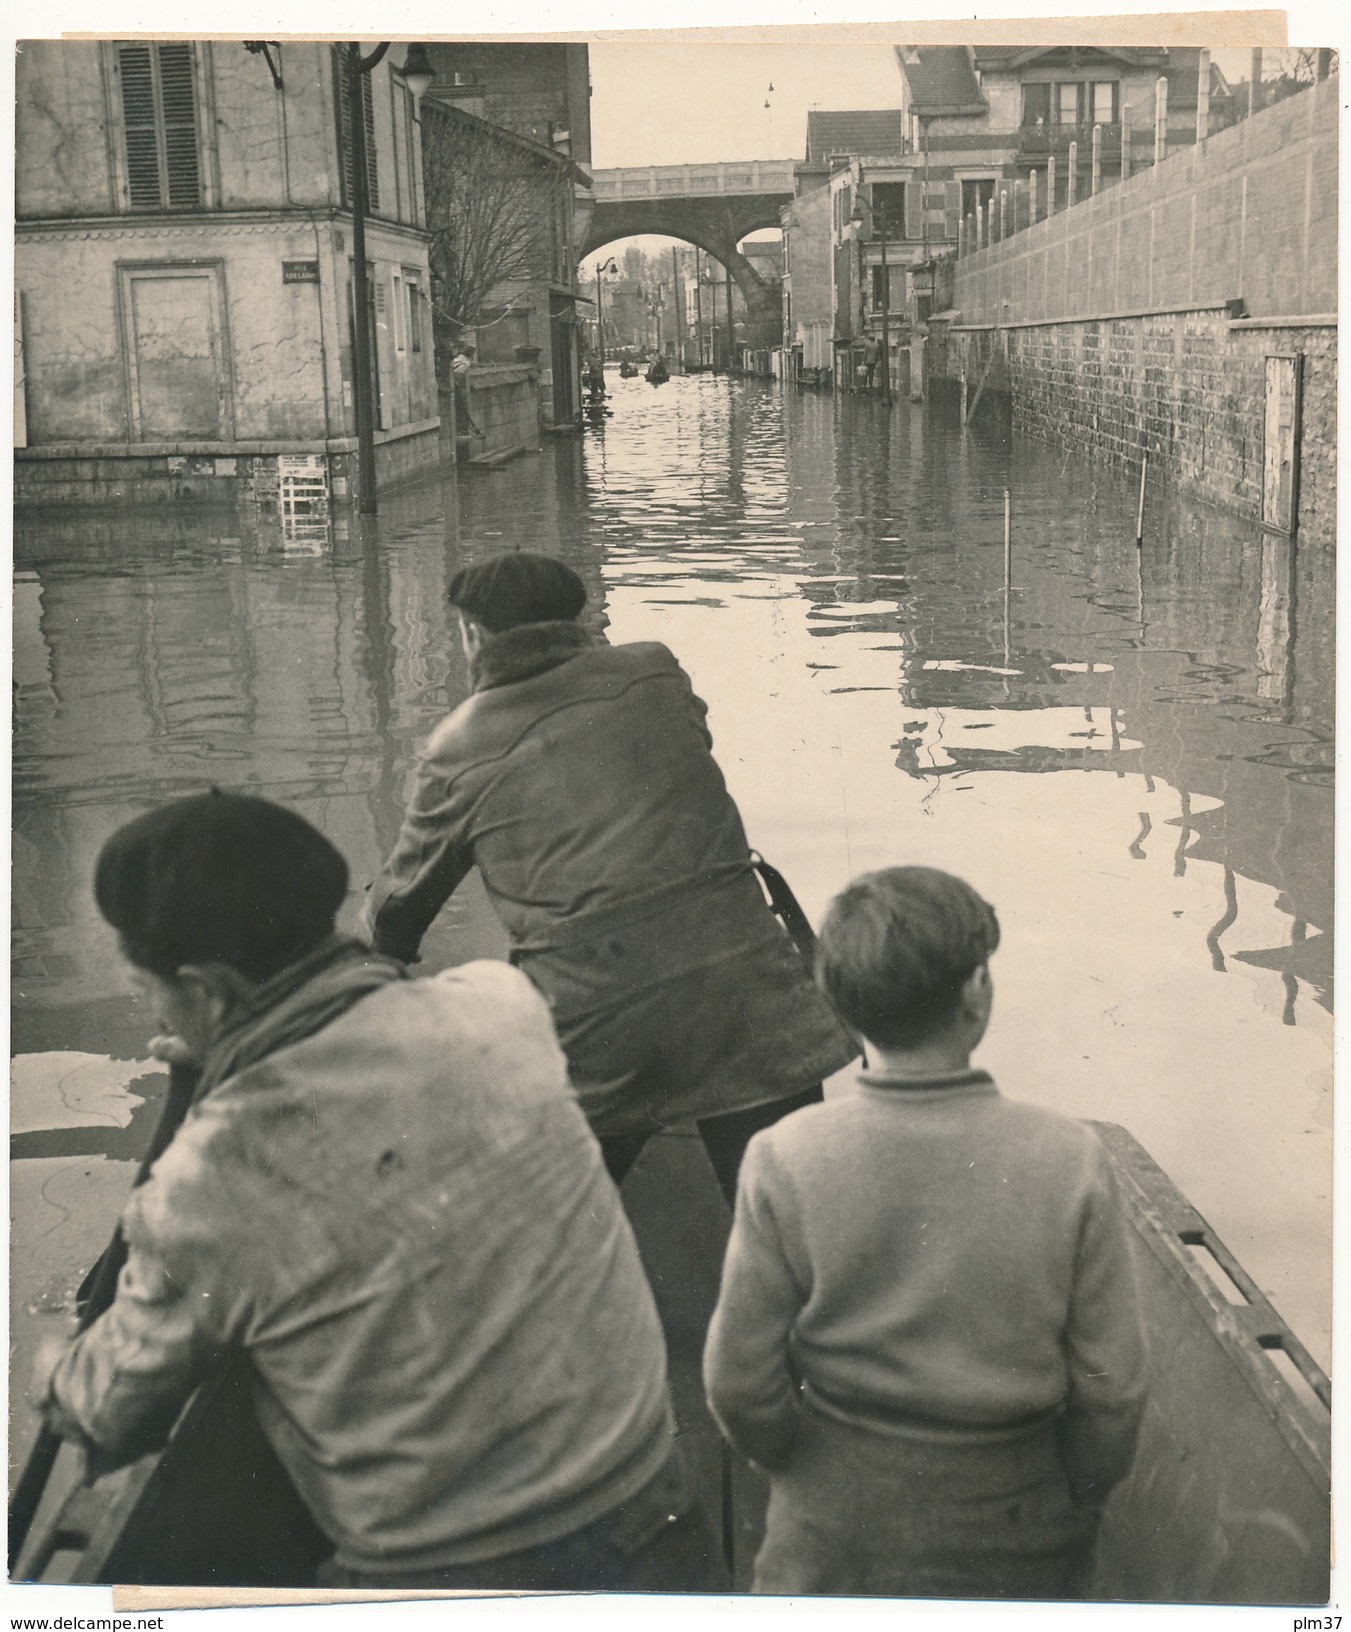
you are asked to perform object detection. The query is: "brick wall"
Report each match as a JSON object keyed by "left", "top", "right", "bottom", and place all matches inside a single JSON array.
[
  {"left": 934, "top": 314, "right": 1335, "bottom": 544},
  {"left": 933, "top": 78, "right": 1336, "bottom": 544}
]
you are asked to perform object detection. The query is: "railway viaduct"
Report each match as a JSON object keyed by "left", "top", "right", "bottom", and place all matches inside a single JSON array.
[{"left": 582, "top": 160, "right": 794, "bottom": 348}]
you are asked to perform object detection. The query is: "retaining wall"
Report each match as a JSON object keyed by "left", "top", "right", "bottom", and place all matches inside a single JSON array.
[
  {"left": 954, "top": 77, "right": 1337, "bottom": 327},
  {"left": 934, "top": 315, "right": 1336, "bottom": 544},
  {"left": 935, "top": 78, "right": 1336, "bottom": 544},
  {"left": 457, "top": 364, "right": 542, "bottom": 464}
]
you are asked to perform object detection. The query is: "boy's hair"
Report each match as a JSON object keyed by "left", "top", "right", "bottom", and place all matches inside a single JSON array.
[{"left": 817, "top": 866, "right": 1000, "bottom": 1049}]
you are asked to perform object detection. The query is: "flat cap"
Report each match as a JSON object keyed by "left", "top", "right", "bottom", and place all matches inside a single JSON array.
[
  {"left": 95, "top": 791, "right": 348, "bottom": 983},
  {"left": 447, "top": 552, "right": 587, "bottom": 632}
]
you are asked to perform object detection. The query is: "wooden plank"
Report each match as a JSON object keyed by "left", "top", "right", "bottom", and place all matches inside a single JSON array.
[{"left": 1092, "top": 1122, "right": 1329, "bottom": 1605}]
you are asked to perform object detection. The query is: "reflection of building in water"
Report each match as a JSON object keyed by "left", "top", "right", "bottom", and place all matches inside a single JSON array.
[
  {"left": 10, "top": 503, "right": 468, "bottom": 1030},
  {"left": 780, "top": 400, "right": 1332, "bottom": 1014}
]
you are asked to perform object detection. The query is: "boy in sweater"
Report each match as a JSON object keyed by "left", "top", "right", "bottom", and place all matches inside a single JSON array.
[{"left": 703, "top": 866, "right": 1147, "bottom": 1598}]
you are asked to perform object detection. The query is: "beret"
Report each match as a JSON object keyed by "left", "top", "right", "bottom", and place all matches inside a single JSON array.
[
  {"left": 95, "top": 790, "right": 348, "bottom": 982},
  {"left": 447, "top": 551, "right": 586, "bottom": 632}
]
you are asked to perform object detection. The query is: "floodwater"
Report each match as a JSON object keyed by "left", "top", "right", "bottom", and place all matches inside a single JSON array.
[{"left": 11, "top": 372, "right": 1334, "bottom": 1414}]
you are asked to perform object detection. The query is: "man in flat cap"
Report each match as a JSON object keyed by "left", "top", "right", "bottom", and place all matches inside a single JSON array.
[
  {"left": 364, "top": 552, "right": 856, "bottom": 1200},
  {"left": 38, "top": 791, "right": 721, "bottom": 1591}
]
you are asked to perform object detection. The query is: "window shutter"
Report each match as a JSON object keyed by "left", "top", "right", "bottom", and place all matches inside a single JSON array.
[
  {"left": 157, "top": 45, "right": 201, "bottom": 206},
  {"left": 118, "top": 42, "right": 200, "bottom": 209},
  {"left": 336, "top": 49, "right": 381, "bottom": 212},
  {"left": 943, "top": 180, "right": 961, "bottom": 243},
  {"left": 905, "top": 179, "right": 923, "bottom": 239},
  {"left": 119, "top": 45, "right": 161, "bottom": 207}
]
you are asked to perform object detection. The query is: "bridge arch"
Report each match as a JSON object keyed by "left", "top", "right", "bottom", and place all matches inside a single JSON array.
[{"left": 582, "top": 162, "right": 794, "bottom": 348}]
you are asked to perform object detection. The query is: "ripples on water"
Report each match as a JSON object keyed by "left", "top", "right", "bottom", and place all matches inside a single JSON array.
[{"left": 12, "top": 373, "right": 1333, "bottom": 1363}]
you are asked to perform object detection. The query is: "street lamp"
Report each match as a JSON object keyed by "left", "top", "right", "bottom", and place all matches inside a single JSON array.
[
  {"left": 851, "top": 186, "right": 892, "bottom": 404},
  {"left": 593, "top": 257, "right": 617, "bottom": 359},
  {"left": 400, "top": 42, "right": 435, "bottom": 100},
  {"left": 346, "top": 42, "right": 432, "bottom": 516}
]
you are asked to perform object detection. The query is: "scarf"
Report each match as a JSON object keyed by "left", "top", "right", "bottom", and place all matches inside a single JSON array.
[
  {"left": 193, "top": 934, "right": 407, "bottom": 1102},
  {"left": 470, "top": 621, "right": 596, "bottom": 693}
]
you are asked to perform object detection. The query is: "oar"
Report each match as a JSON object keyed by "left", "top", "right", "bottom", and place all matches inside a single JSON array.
[{"left": 8, "top": 1060, "right": 200, "bottom": 1574}]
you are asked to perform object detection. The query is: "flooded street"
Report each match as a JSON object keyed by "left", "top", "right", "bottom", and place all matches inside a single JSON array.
[{"left": 12, "top": 371, "right": 1333, "bottom": 1391}]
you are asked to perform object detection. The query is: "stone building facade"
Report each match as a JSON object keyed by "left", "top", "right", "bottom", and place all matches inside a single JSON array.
[{"left": 15, "top": 40, "right": 440, "bottom": 506}]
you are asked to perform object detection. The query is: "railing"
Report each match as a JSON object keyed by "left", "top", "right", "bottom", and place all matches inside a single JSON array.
[
  {"left": 956, "top": 73, "right": 1335, "bottom": 261},
  {"left": 1019, "top": 122, "right": 1123, "bottom": 158},
  {"left": 591, "top": 160, "right": 798, "bottom": 203}
]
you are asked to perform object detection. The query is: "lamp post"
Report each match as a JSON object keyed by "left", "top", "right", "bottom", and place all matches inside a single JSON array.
[
  {"left": 346, "top": 42, "right": 433, "bottom": 517},
  {"left": 694, "top": 249, "right": 706, "bottom": 367},
  {"left": 593, "top": 256, "right": 617, "bottom": 359},
  {"left": 851, "top": 187, "right": 891, "bottom": 404}
]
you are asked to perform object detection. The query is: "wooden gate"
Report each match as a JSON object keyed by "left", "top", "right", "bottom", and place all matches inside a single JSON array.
[{"left": 1261, "top": 354, "right": 1303, "bottom": 535}]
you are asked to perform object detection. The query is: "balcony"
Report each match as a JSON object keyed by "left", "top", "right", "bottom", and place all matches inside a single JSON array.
[{"left": 1018, "top": 121, "right": 1123, "bottom": 160}]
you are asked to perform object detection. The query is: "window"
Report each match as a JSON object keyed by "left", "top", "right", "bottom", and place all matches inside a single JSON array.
[
  {"left": 401, "top": 83, "right": 418, "bottom": 221},
  {"left": 870, "top": 265, "right": 895, "bottom": 311},
  {"left": 1021, "top": 83, "right": 1051, "bottom": 127},
  {"left": 406, "top": 273, "right": 423, "bottom": 354},
  {"left": 335, "top": 47, "right": 380, "bottom": 211},
  {"left": 961, "top": 178, "right": 996, "bottom": 220},
  {"left": 1055, "top": 82, "right": 1083, "bottom": 125},
  {"left": 1091, "top": 81, "right": 1119, "bottom": 123},
  {"left": 870, "top": 182, "right": 907, "bottom": 237},
  {"left": 118, "top": 43, "right": 201, "bottom": 209}
]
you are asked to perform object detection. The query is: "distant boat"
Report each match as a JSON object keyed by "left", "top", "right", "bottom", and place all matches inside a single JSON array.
[
  {"left": 646, "top": 359, "right": 669, "bottom": 385},
  {"left": 619, "top": 361, "right": 638, "bottom": 378}
]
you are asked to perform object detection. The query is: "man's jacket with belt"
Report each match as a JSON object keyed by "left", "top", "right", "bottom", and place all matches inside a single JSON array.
[{"left": 363, "top": 623, "right": 856, "bottom": 1136}]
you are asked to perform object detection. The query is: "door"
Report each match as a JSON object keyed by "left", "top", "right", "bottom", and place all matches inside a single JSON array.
[
  {"left": 122, "top": 265, "right": 228, "bottom": 440},
  {"left": 1262, "top": 354, "right": 1302, "bottom": 534}
]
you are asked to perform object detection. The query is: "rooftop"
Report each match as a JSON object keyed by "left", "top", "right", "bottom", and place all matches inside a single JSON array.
[
  {"left": 895, "top": 47, "right": 987, "bottom": 117},
  {"left": 805, "top": 109, "right": 908, "bottom": 163}
]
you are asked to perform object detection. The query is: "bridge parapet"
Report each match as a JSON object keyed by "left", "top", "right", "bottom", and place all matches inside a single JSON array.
[{"left": 592, "top": 159, "right": 796, "bottom": 202}]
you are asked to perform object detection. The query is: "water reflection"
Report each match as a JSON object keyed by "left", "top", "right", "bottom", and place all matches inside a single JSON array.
[{"left": 11, "top": 374, "right": 1332, "bottom": 1365}]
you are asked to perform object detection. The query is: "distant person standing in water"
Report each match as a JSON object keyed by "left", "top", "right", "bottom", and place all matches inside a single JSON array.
[{"left": 363, "top": 552, "right": 857, "bottom": 1201}]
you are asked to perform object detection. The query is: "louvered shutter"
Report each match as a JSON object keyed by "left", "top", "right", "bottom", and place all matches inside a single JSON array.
[
  {"left": 335, "top": 49, "right": 380, "bottom": 212},
  {"left": 158, "top": 45, "right": 201, "bottom": 206},
  {"left": 119, "top": 45, "right": 161, "bottom": 207},
  {"left": 905, "top": 179, "right": 923, "bottom": 239},
  {"left": 943, "top": 180, "right": 961, "bottom": 244},
  {"left": 118, "top": 43, "right": 200, "bottom": 209}
]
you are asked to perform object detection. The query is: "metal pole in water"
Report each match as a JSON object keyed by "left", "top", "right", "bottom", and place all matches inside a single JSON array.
[
  {"left": 1136, "top": 453, "right": 1148, "bottom": 545},
  {"left": 1003, "top": 487, "right": 1012, "bottom": 667}
]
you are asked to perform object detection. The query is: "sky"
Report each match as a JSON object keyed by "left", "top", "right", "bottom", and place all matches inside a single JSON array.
[
  {"left": 589, "top": 43, "right": 906, "bottom": 168},
  {"left": 587, "top": 42, "right": 1304, "bottom": 171}
]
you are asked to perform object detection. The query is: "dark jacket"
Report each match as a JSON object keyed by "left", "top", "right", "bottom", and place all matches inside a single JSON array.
[{"left": 364, "top": 623, "right": 856, "bottom": 1136}]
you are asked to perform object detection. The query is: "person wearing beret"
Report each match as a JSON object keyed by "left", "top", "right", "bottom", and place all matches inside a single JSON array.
[
  {"left": 39, "top": 792, "right": 724, "bottom": 1591},
  {"left": 362, "top": 552, "right": 858, "bottom": 1201}
]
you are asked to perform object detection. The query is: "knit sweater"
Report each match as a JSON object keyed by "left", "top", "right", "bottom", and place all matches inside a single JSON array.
[{"left": 703, "top": 1068, "right": 1147, "bottom": 1503}]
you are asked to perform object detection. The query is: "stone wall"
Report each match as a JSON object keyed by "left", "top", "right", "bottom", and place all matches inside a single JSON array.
[
  {"left": 932, "top": 315, "right": 1335, "bottom": 545},
  {"left": 953, "top": 76, "right": 1337, "bottom": 326},
  {"left": 457, "top": 364, "right": 542, "bottom": 464},
  {"left": 932, "top": 78, "right": 1337, "bottom": 544}
]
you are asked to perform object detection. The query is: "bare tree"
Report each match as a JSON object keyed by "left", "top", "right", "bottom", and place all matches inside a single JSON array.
[{"left": 420, "top": 101, "right": 567, "bottom": 372}]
